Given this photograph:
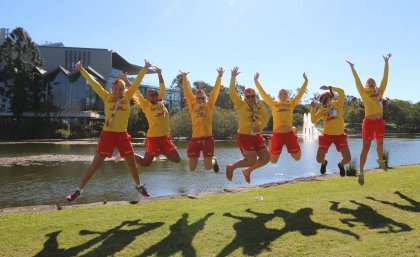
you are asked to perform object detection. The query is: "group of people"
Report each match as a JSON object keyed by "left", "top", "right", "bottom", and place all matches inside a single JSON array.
[{"left": 66, "top": 53, "right": 391, "bottom": 202}]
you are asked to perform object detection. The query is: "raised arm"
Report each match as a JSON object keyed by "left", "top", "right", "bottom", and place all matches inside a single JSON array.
[
  {"left": 127, "top": 60, "right": 151, "bottom": 97},
  {"left": 208, "top": 67, "right": 224, "bottom": 107},
  {"left": 153, "top": 66, "right": 166, "bottom": 100},
  {"left": 229, "top": 66, "right": 242, "bottom": 107},
  {"left": 292, "top": 72, "right": 308, "bottom": 106},
  {"left": 181, "top": 71, "right": 194, "bottom": 108},
  {"left": 75, "top": 61, "right": 107, "bottom": 101},
  {"left": 310, "top": 101, "right": 322, "bottom": 123},
  {"left": 346, "top": 60, "right": 366, "bottom": 98},
  {"left": 378, "top": 53, "right": 391, "bottom": 97},
  {"left": 254, "top": 72, "right": 274, "bottom": 107},
  {"left": 321, "top": 85, "right": 345, "bottom": 106}
]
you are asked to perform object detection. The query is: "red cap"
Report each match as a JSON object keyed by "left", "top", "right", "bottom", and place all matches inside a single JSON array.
[
  {"left": 244, "top": 88, "right": 256, "bottom": 96},
  {"left": 112, "top": 79, "right": 125, "bottom": 88},
  {"left": 195, "top": 89, "right": 206, "bottom": 96}
]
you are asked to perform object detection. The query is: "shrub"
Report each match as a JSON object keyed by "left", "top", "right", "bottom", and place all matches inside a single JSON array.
[
  {"left": 54, "top": 128, "right": 72, "bottom": 139},
  {"left": 346, "top": 159, "right": 358, "bottom": 176}
]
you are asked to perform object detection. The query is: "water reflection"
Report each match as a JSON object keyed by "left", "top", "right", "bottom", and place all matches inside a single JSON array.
[{"left": 0, "top": 135, "right": 419, "bottom": 208}]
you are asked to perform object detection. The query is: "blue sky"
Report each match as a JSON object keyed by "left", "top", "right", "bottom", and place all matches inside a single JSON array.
[{"left": 4, "top": 0, "right": 420, "bottom": 102}]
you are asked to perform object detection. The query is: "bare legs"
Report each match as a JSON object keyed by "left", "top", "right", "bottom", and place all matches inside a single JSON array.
[
  {"left": 359, "top": 139, "right": 372, "bottom": 174},
  {"left": 270, "top": 151, "right": 301, "bottom": 163},
  {"left": 78, "top": 153, "right": 142, "bottom": 190},
  {"left": 188, "top": 157, "right": 216, "bottom": 171},
  {"left": 227, "top": 148, "right": 270, "bottom": 183},
  {"left": 78, "top": 153, "right": 105, "bottom": 190},
  {"left": 135, "top": 151, "right": 181, "bottom": 167}
]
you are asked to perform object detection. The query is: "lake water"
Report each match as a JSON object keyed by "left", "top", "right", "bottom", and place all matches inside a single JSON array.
[{"left": 0, "top": 134, "right": 419, "bottom": 208}]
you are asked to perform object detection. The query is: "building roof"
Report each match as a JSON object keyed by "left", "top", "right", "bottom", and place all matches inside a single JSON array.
[
  {"left": 111, "top": 51, "right": 154, "bottom": 75},
  {"left": 68, "top": 66, "right": 106, "bottom": 83}
]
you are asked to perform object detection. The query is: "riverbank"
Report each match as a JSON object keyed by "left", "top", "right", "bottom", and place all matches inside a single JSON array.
[{"left": 0, "top": 165, "right": 418, "bottom": 256}]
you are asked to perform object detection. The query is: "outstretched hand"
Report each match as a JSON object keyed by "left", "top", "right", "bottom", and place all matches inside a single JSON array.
[
  {"left": 303, "top": 72, "right": 308, "bottom": 80},
  {"left": 320, "top": 85, "right": 329, "bottom": 90},
  {"left": 231, "top": 66, "right": 240, "bottom": 77},
  {"left": 346, "top": 60, "right": 354, "bottom": 68},
  {"left": 75, "top": 61, "right": 82, "bottom": 71},
  {"left": 311, "top": 101, "right": 316, "bottom": 108},
  {"left": 254, "top": 72, "right": 260, "bottom": 80},
  {"left": 117, "top": 72, "right": 128, "bottom": 80},
  {"left": 179, "top": 70, "right": 189, "bottom": 77},
  {"left": 217, "top": 67, "right": 224, "bottom": 76},
  {"left": 152, "top": 66, "right": 162, "bottom": 75},
  {"left": 144, "top": 60, "right": 152, "bottom": 69},
  {"left": 383, "top": 53, "right": 392, "bottom": 63}
]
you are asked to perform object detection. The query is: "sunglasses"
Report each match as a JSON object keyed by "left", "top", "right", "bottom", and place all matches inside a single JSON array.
[
  {"left": 149, "top": 93, "right": 158, "bottom": 98},
  {"left": 246, "top": 95, "right": 256, "bottom": 99}
]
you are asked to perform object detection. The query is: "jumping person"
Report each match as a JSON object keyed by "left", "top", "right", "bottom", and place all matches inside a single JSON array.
[
  {"left": 226, "top": 66, "right": 270, "bottom": 183},
  {"left": 254, "top": 72, "right": 308, "bottom": 163},
  {"left": 132, "top": 66, "right": 181, "bottom": 167},
  {"left": 346, "top": 53, "right": 391, "bottom": 185},
  {"left": 180, "top": 68, "right": 224, "bottom": 172},
  {"left": 66, "top": 60, "right": 152, "bottom": 202},
  {"left": 311, "top": 86, "right": 351, "bottom": 177}
]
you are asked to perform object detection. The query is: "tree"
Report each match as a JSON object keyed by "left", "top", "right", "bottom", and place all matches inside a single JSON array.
[
  {"left": 0, "top": 27, "right": 44, "bottom": 116},
  {"left": 171, "top": 74, "right": 186, "bottom": 109}
]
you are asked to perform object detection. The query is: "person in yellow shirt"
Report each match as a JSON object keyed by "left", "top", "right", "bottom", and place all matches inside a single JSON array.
[
  {"left": 180, "top": 68, "right": 224, "bottom": 172},
  {"left": 132, "top": 66, "right": 181, "bottom": 167},
  {"left": 66, "top": 60, "right": 151, "bottom": 202},
  {"left": 346, "top": 53, "right": 391, "bottom": 185},
  {"left": 226, "top": 66, "right": 270, "bottom": 183},
  {"left": 310, "top": 86, "right": 351, "bottom": 177},
  {"left": 254, "top": 72, "right": 308, "bottom": 163}
]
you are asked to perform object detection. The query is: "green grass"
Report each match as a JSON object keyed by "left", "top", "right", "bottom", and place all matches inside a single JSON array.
[{"left": 1, "top": 165, "right": 419, "bottom": 257}]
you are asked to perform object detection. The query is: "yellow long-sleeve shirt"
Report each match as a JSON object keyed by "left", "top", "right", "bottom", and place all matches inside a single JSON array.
[
  {"left": 80, "top": 66, "right": 147, "bottom": 132},
  {"left": 310, "top": 87, "right": 345, "bottom": 135},
  {"left": 182, "top": 75, "right": 222, "bottom": 138},
  {"left": 229, "top": 76, "right": 269, "bottom": 134},
  {"left": 255, "top": 79, "right": 308, "bottom": 131},
  {"left": 350, "top": 63, "right": 389, "bottom": 117},
  {"left": 135, "top": 81, "right": 170, "bottom": 137}
]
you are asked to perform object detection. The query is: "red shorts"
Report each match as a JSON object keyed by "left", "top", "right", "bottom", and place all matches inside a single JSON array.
[
  {"left": 97, "top": 131, "right": 134, "bottom": 158},
  {"left": 362, "top": 118, "right": 385, "bottom": 140},
  {"left": 270, "top": 131, "right": 301, "bottom": 155},
  {"left": 236, "top": 133, "right": 267, "bottom": 153},
  {"left": 146, "top": 135, "right": 177, "bottom": 157},
  {"left": 187, "top": 136, "right": 214, "bottom": 158},
  {"left": 318, "top": 133, "right": 348, "bottom": 153}
]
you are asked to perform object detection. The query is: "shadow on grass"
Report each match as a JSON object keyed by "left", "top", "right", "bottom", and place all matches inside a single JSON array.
[
  {"left": 366, "top": 191, "right": 420, "bottom": 212},
  {"left": 329, "top": 200, "right": 413, "bottom": 233},
  {"left": 137, "top": 212, "right": 214, "bottom": 257},
  {"left": 216, "top": 207, "right": 359, "bottom": 257},
  {"left": 34, "top": 220, "right": 164, "bottom": 257}
]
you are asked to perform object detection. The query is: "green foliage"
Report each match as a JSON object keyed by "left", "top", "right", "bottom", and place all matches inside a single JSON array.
[
  {"left": 212, "top": 106, "right": 238, "bottom": 139},
  {"left": 54, "top": 128, "right": 72, "bottom": 139},
  {"left": 382, "top": 148, "right": 390, "bottom": 168},
  {"left": 170, "top": 107, "right": 192, "bottom": 138},
  {"left": 0, "top": 27, "right": 44, "bottom": 115},
  {"left": 345, "top": 159, "right": 358, "bottom": 176}
]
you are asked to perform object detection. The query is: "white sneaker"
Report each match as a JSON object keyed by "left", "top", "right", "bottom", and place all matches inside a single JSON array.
[{"left": 114, "top": 153, "right": 122, "bottom": 163}]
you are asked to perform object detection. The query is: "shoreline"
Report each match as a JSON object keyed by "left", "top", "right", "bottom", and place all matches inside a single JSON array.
[
  {"left": 2, "top": 163, "right": 418, "bottom": 215},
  {"left": 1, "top": 132, "right": 419, "bottom": 144}
]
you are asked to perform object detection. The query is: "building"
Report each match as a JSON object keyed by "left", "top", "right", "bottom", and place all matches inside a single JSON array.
[{"left": 0, "top": 44, "right": 181, "bottom": 117}]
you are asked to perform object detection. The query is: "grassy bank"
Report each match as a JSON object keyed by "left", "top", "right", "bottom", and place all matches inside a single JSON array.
[{"left": 1, "top": 165, "right": 419, "bottom": 257}]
